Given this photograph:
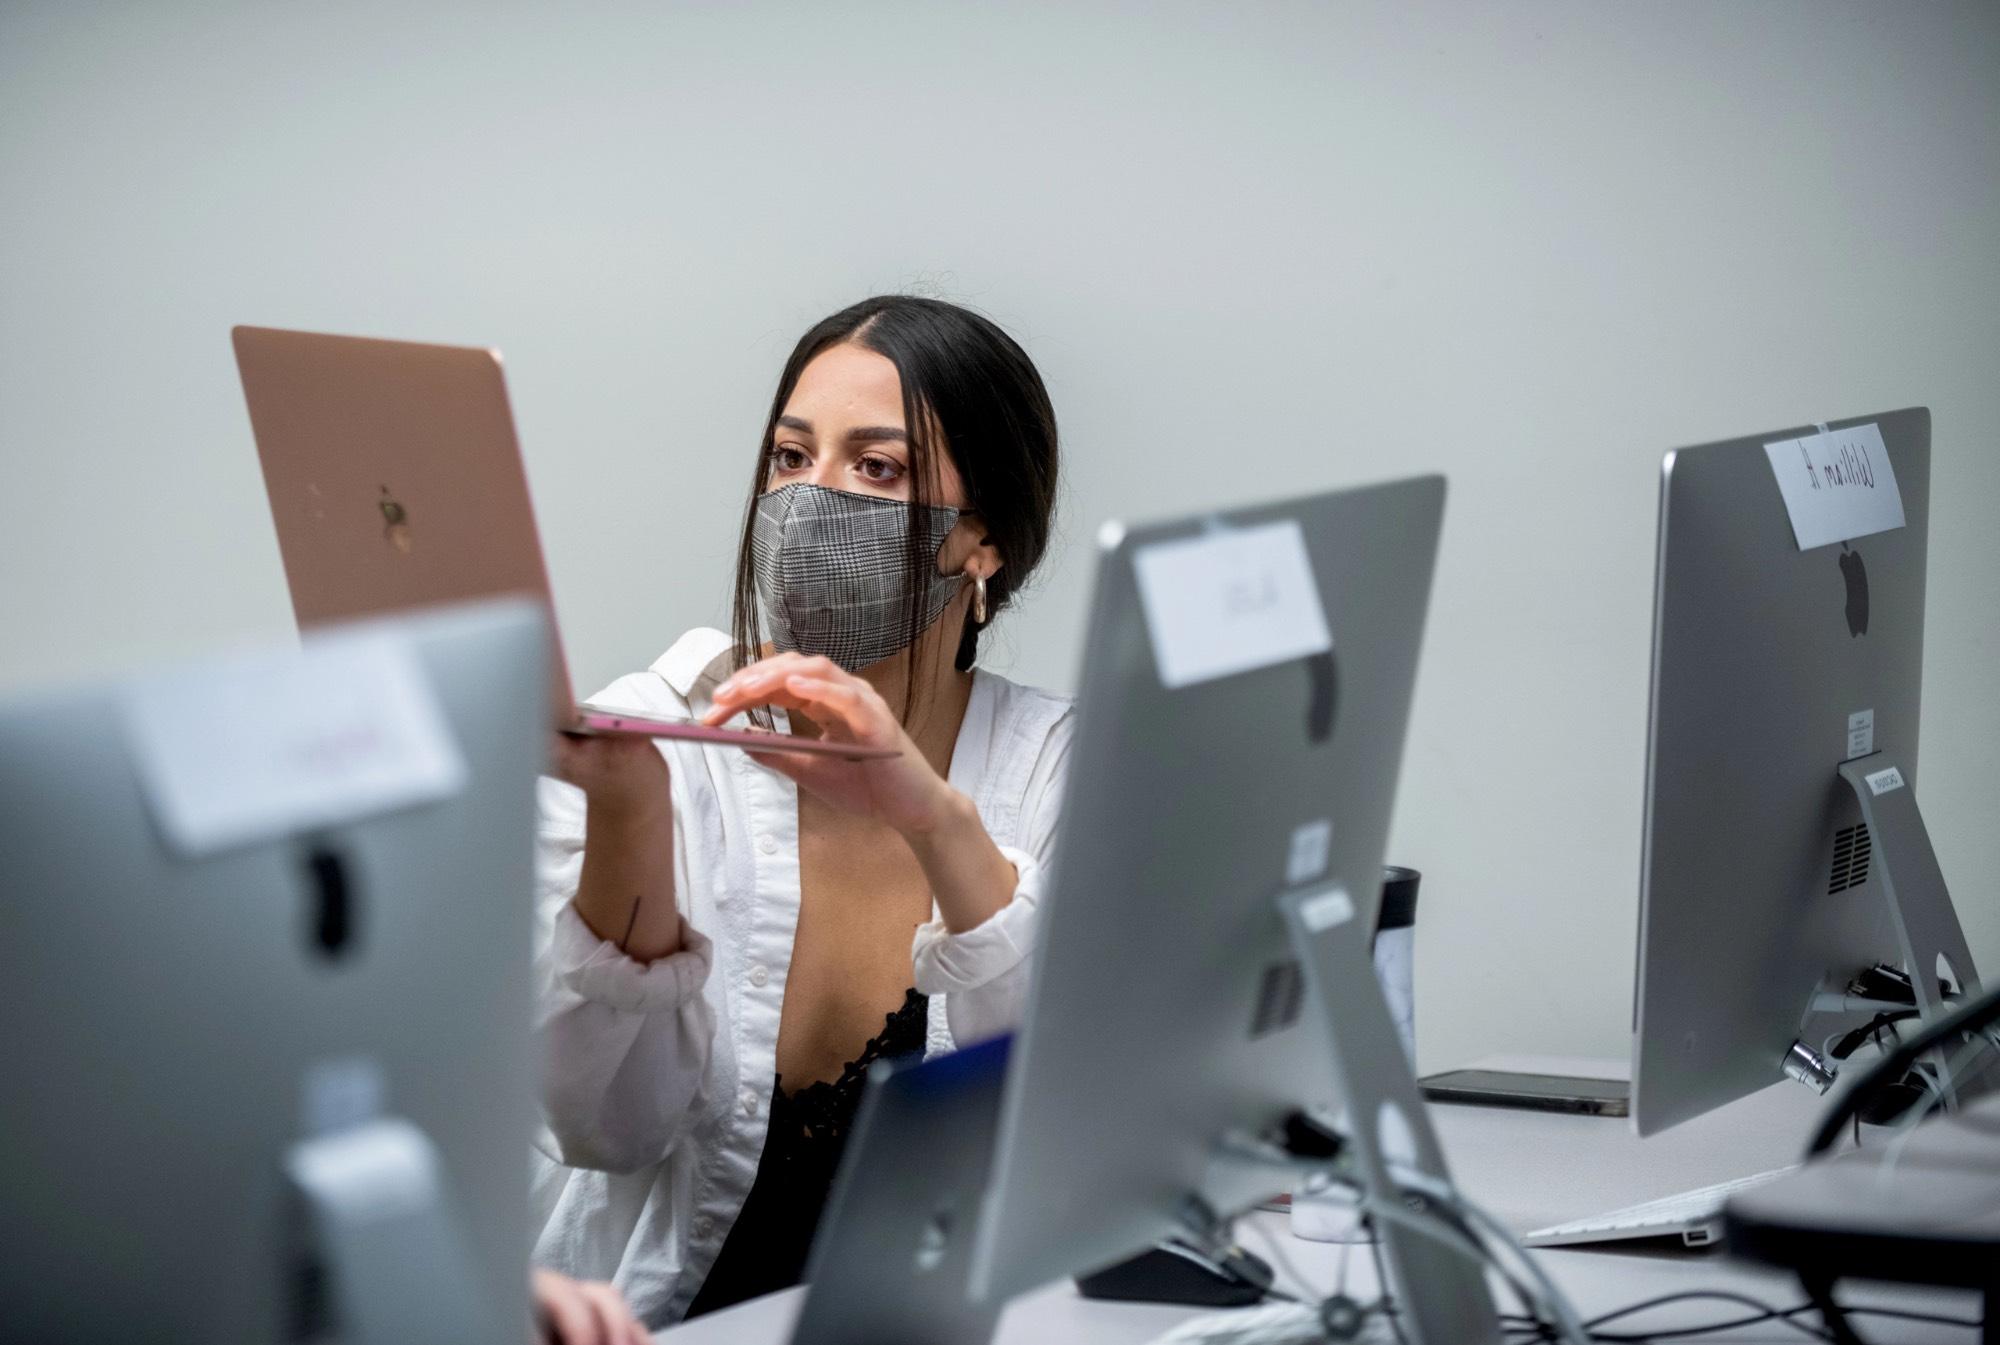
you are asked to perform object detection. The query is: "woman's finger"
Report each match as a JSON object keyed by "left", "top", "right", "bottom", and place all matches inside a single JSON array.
[
  {"left": 709, "top": 652, "right": 851, "bottom": 712},
  {"left": 706, "top": 679, "right": 817, "bottom": 721},
  {"left": 782, "top": 674, "right": 877, "bottom": 739},
  {"left": 579, "top": 1281, "right": 650, "bottom": 1345},
  {"left": 532, "top": 1270, "right": 604, "bottom": 1345}
]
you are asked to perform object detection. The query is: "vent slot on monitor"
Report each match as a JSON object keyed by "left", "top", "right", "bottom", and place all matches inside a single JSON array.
[
  {"left": 1827, "top": 823, "right": 1873, "bottom": 895},
  {"left": 1250, "top": 959, "right": 1305, "bottom": 1040}
]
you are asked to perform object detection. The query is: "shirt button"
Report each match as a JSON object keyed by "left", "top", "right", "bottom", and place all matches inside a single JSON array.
[
  {"left": 757, "top": 833, "right": 779, "bottom": 855},
  {"left": 748, "top": 964, "right": 769, "bottom": 988},
  {"left": 694, "top": 1216, "right": 713, "bottom": 1239},
  {"left": 741, "top": 1089, "right": 759, "bottom": 1117}
]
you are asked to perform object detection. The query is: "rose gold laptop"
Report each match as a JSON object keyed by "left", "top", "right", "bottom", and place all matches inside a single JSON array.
[{"left": 232, "top": 325, "right": 892, "bottom": 760}]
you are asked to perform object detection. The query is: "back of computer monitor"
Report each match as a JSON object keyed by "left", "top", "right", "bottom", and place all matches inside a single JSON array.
[
  {"left": 972, "top": 475, "right": 1445, "bottom": 1302},
  {"left": 0, "top": 599, "right": 547, "bottom": 1342},
  {"left": 1632, "top": 407, "right": 1946, "bottom": 1135}
]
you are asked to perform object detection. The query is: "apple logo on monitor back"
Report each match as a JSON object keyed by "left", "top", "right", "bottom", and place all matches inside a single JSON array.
[
  {"left": 1839, "top": 543, "right": 1868, "bottom": 638},
  {"left": 379, "top": 485, "right": 412, "bottom": 555}
]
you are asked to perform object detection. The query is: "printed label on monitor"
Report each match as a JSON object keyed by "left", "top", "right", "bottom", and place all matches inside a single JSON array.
[
  {"left": 1846, "top": 709, "right": 1875, "bottom": 760},
  {"left": 1865, "top": 765, "right": 1906, "bottom": 796},
  {"left": 1132, "top": 519, "right": 1332, "bottom": 689},
  {"left": 1761, "top": 423, "right": 1905, "bottom": 551},
  {"left": 121, "top": 632, "right": 467, "bottom": 857},
  {"left": 1298, "top": 884, "right": 1357, "bottom": 933},
  {"left": 1286, "top": 818, "right": 1333, "bottom": 885},
  {"left": 301, "top": 1055, "right": 387, "bottom": 1138}
]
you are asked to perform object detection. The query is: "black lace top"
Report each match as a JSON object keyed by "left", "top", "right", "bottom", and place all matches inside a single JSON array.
[{"left": 683, "top": 988, "right": 930, "bottom": 1319}]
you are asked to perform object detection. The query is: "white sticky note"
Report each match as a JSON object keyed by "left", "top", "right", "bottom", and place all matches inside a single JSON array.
[
  {"left": 121, "top": 632, "right": 467, "bottom": 857},
  {"left": 1132, "top": 520, "right": 1332, "bottom": 689},
  {"left": 1846, "top": 709, "right": 1875, "bottom": 761},
  {"left": 1762, "top": 423, "right": 1905, "bottom": 551},
  {"left": 1865, "top": 766, "right": 1906, "bottom": 796}
]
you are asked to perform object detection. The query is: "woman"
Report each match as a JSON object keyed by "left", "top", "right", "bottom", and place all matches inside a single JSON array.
[{"left": 530, "top": 296, "right": 1072, "bottom": 1327}]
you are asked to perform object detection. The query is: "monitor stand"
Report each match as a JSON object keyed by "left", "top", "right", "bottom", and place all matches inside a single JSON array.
[
  {"left": 285, "top": 1117, "right": 502, "bottom": 1345},
  {"left": 1832, "top": 754, "right": 1989, "bottom": 1101},
  {"left": 1275, "top": 885, "right": 1504, "bottom": 1345}
]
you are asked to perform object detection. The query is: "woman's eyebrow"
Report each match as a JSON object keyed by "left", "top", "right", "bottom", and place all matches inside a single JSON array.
[{"left": 773, "top": 416, "right": 904, "bottom": 445}]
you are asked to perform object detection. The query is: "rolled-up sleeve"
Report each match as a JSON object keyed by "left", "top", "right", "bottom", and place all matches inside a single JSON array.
[
  {"left": 911, "top": 715, "right": 1073, "bottom": 1045},
  {"left": 532, "top": 773, "right": 716, "bottom": 1176}
]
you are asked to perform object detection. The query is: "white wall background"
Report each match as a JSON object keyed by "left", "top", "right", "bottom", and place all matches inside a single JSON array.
[{"left": 4, "top": 1, "right": 1997, "bottom": 1073}]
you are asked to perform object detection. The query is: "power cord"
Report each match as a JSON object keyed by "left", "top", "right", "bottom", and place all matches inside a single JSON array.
[
  {"left": 1498, "top": 1289, "right": 1981, "bottom": 1343},
  {"left": 1806, "top": 979, "right": 2000, "bottom": 1158}
]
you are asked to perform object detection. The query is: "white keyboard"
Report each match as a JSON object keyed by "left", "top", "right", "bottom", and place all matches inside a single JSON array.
[{"left": 1522, "top": 1166, "right": 1799, "bottom": 1249}]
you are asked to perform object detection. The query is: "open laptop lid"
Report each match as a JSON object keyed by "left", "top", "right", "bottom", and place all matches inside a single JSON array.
[
  {"left": 232, "top": 325, "right": 896, "bottom": 761},
  {"left": 233, "top": 326, "right": 580, "bottom": 713}
]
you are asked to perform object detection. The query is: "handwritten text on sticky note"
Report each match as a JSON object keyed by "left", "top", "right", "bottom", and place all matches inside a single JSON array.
[{"left": 1762, "top": 423, "right": 1905, "bottom": 551}]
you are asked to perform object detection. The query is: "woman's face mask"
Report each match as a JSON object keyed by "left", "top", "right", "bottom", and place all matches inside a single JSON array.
[{"left": 751, "top": 483, "right": 966, "bottom": 672}]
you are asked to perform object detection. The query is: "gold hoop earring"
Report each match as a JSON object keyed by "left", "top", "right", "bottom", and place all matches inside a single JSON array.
[{"left": 973, "top": 574, "right": 988, "bottom": 625}]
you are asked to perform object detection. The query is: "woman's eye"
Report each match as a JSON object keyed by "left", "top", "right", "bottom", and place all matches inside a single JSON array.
[
  {"left": 857, "top": 455, "right": 904, "bottom": 483},
  {"left": 769, "top": 446, "right": 809, "bottom": 473}
]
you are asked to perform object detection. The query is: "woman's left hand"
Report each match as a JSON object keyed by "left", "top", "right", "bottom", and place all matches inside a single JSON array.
[{"left": 702, "top": 653, "right": 957, "bottom": 838}]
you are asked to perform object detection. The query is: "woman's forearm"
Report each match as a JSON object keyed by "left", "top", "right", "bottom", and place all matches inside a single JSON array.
[
  {"left": 901, "top": 787, "right": 1019, "bottom": 934},
  {"left": 572, "top": 794, "right": 683, "bottom": 962}
]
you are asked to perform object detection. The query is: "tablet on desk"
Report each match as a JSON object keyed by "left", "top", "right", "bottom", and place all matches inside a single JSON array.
[{"left": 1419, "top": 1069, "right": 1630, "bottom": 1117}]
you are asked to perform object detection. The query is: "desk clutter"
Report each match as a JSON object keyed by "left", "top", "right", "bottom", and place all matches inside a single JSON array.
[{"left": 2, "top": 374, "right": 1991, "bottom": 1344}]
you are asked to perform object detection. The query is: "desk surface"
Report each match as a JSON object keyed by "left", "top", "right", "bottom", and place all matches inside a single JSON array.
[{"left": 657, "top": 1057, "right": 1983, "bottom": 1343}]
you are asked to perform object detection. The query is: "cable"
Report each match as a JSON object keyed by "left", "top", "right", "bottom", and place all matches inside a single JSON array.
[
  {"left": 1579, "top": 1289, "right": 1836, "bottom": 1343},
  {"left": 1335, "top": 1176, "right": 1568, "bottom": 1342},
  {"left": 1365, "top": 1232, "right": 1414, "bottom": 1345},
  {"left": 1803, "top": 1276, "right": 1869, "bottom": 1345},
  {"left": 1231, "top": 1210, "right": 1320, "bottom": 1308},
  {"left": 1500, "top": 1292, "right": 1983, "bottom": 1344},
  {"left": 1386, "top": 1164, "right": 1590, "bottom": 1345},
  {"left": 1806, "top": 979, "right": 2000, "bottom": 1159},
  {"left": 1218, "top": 1135, "right": 1570, "bottom": 1341},
  {"left": 1872, "top": 1033, "right": 1989, "bottom": 1189}
]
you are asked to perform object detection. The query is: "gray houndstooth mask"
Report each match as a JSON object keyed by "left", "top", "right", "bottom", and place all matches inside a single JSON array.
[{"left": 752, "top": 484, "right": 966, "bottom": 672}]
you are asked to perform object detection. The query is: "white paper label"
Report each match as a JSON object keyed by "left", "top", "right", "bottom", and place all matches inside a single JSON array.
[
  {"left": 1846, "top": 709, "right": 1875, "bottom": 761},
  {"left": 286, "top": 1117, "right": 442, "bottom": 1223},
  {"left": 1299, "top": 885, "right": 1357, "bottom": 933},
  {"left": 1865, "top": 766, "right": 1906, "bottom": 796},
  {"left": 1762, "top": 423, "right": 1905, "bottom": 551},
  {"left": 122, "top": 632, "right": 466, "bottom": 857},
  {"left": 1132, "top": 520, "right": 1332, "bottom": 689},
  {"left": 1286, "top": 819, "right": 1333, "bottom": 885},
  {"left": 302, "top": 1055, "right": 388, "bottom": 1138}
]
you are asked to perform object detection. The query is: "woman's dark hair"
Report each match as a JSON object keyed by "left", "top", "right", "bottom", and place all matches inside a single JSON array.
[{"left": 729, "top": 295, "right": 1060, "bottom": 722}]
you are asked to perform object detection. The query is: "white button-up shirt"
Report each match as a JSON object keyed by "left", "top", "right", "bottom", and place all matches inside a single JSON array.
[{"left": 529, "top": 629, "right": 1074, "bottom": 1326}]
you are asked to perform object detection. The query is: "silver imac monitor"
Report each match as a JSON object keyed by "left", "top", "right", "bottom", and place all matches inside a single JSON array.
[
  {"left": 971, "top": 476, "right": 1500, "bottom": 1342},
  {"left": 1632, "top": 406, "right": 1982, "bottom": 1136},
  {"left": 0, "top": 599, "right": 548, "bottom": 1344}
]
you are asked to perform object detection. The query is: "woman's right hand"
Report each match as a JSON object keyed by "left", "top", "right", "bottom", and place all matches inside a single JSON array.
[{"left": 552, "top": 732, "right": 672, "bottom": 817}]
